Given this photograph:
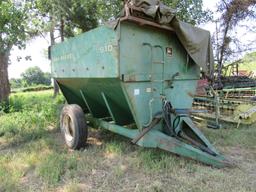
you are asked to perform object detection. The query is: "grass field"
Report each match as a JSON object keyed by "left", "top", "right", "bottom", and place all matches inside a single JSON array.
[{"left": 0, "top": 90, "right": 255, "bottom": 192}]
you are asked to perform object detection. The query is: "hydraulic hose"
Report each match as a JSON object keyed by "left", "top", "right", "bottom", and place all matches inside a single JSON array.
[{"left": 162, "top": 100, "right": 175, "bottom": 136}]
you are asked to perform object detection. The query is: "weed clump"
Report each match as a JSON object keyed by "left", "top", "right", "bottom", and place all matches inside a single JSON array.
[{"left": 0, "top": 91, "right": 64, "bottom": 145}]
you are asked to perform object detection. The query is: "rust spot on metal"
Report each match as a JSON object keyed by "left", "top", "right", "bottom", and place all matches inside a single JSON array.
[
  {"left": 188, "top": 92, "right": 195, "bottom": 98},
  {"left": 128, "top": 75, "right": 136, "bottom": 82},
  {"left": 158, "top": 138, "right": 176, "bottom": 149}
]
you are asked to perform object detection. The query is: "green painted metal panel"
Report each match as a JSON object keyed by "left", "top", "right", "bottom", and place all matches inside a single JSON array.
[
  {"left": 166, "top": 80, "right": 198, "bottom": 109},
  {"left": 51, "top": 26, "right": 119, "bottom": 78},
  {"left": 57, "top": 78, "right": 134, "bottom": 125},
  {"left": 93, "top": 119, "right": 231, "bottom": 168},
  {"left": 52, "top": 21, "right": 201, "bottom": 129},
  {"left": 119, "top": 21, "right": 200, "bottom": 129}
]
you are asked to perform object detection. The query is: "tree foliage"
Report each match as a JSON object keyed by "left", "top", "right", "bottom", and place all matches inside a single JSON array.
[
  {"left": 0, "top": 0, "right": 30, "bottom": 102},
  {"left": 0, "top": 0, "right": 28, "bottom": 53},
  {"left": 21, "top": 66, "right": 51, "bottom": 86},
  {"left": 34, "top": 0, "right": 211, "bottom": 41},
  {"left": 163, "top": 0, "right": 212, "bottom": 25},
  {"left": 33, "top": 0, "right": 123, "bottom": 39},
  {"left": 214, "top": 0, "right": 256, "bottom": 81}
]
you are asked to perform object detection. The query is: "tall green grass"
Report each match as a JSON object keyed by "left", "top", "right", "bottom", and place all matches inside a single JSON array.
[
  {"left": 0, "top": 90, "right": 67, "bottom": 190},
  {"left": 0, "top": 91, "right": 64, "bottom": 145}
]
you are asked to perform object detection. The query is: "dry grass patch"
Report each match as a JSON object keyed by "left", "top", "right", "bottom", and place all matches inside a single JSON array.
[{"left": 0, "top": 91, "right": 256, "bottom": 191}]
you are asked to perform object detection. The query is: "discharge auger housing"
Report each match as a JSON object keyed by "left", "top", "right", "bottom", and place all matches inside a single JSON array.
[{"left": 51, "top": 1, "right": 232, "bottom": 167}]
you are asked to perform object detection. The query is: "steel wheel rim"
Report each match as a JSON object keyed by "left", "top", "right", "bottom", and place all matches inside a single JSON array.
[{"left": 63, "top": 115, "right": 74, "bottom": 142}]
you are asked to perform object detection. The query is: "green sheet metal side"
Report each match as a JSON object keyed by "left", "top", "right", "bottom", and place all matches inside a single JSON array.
[
  {"left": 92, "top": 118, "right": 232, "bottom": 168},
  {"left": 57, "top": 78, "right": 134, "bottom": 125}
]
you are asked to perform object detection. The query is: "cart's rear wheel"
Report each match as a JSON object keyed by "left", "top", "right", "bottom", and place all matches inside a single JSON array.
[{"left": 60, "top": 104, "right": 88, "bottom": 149}]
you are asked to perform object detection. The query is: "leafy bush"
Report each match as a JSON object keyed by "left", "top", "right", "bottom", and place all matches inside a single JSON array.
[
  {"left": 12, "top": 85, "right": 53, "bottom": 93},
  {"left": 21, "top": 66, "right": 51, "bottom": 86},
  {"left": 0, "top": 91, "right": 65, "bottom": 144},
  {"left": 10, "top": 66, "right": 52, "bottom": 89}
]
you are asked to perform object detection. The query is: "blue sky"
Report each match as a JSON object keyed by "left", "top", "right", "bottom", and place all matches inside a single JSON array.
[{"left": 8, "top": 0, "right": 220, "bottom": 78}]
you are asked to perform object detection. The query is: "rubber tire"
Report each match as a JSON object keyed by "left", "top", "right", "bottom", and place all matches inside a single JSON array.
[{"left": 60, "top": 104, "right": 88, "bottom": 149}]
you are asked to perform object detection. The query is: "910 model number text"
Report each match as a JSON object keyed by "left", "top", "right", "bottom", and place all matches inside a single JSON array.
[{"left": 97, "top": 44, "right": 114, "bottom": 53}]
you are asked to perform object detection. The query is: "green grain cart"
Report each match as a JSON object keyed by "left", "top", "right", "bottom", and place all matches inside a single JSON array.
[{"left": 51, "top": 1, "right": 232, "bottom": 167}]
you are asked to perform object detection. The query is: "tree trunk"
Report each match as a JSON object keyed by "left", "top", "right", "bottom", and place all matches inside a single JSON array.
[
  {"left": 0, "top": 52, "right": 10, "bottom": 103},
  {"left": 50, "top": 18, "right": 60, "bottom": 98},
  {"left": 53, "top": 79, "right": 59, "bottom": 97},
  {"left": 53, "top": 17, "right": 65, "bottom": 98},
  {"left": 60, "top": 17, "right": 65, "bottom": 42}
]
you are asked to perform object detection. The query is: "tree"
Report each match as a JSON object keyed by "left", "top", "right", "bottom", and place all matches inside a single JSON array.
[
  {"left": 97, "top": 0, "right": 124, "bottom": 22},
  {"left": 0, "top": 0, "right": 28, "bottom": 103},
  {"left": 32, "top": 0, "right": 211, "bottom": 95},
  {"left": 21, "top": 66, "right": 51, "bottom": 86},
  {"left": 9, "top": 78, "right": 22, "bottom": 89},
  {"left": 163, "top": 0, "right": 212, "bottom": 25},
  {"left": 35, "top": 0, "right": 211, "bottom": 39},
  {"left": 34, "top": 0, "right": 103, "bottom": 97},
  {"left": 213, "top": 0, "right": 256, "bottom": 83},
  {"left": 33, "top": 0, "right": 124, "bottom": 97}
]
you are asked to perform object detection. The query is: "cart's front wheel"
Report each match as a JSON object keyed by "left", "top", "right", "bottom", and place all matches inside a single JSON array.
[{"left": 60, "top": 104, "right": 88, "bottom": 149}]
